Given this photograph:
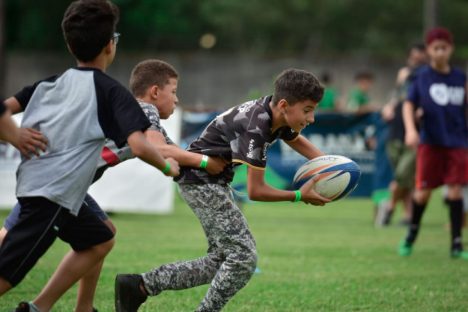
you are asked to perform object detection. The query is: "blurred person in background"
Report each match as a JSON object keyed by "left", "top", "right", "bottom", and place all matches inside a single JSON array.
[
  {"left": 399, "top": 27, "right": 468, "bottom": 259},
  {"left": 376, "top": 43, "right": 427, "bottom": 227},
  {"left": 346, "top": 71, "right": 379, "bottom": 114},
  {"left": 318, "top": 72, "right": 342, "bottom": 112}
]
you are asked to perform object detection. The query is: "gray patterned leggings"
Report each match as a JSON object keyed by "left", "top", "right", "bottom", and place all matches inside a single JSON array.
[{"left": 142, "top": 184, "right": 257, "bottom": 311}]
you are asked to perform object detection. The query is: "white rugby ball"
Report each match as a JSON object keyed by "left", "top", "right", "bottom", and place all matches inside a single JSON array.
[{"left": 293, "top": 155, "right": 361, "bottom": 201}]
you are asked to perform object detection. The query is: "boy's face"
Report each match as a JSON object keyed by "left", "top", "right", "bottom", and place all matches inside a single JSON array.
[
  {"left": 281, "top": 99, "right": 318, "bottom": 133},
  {"left": 357, "top": 79, "right": 372, "bottom": 92},
  {"left": 408, "top": 49, "right": 427, "bottom": 68},
  {"left": 156, "top": 78, "right": 178, "bottom": 119},
  {"left": 427, "top": 39, "right": 453, "bottom": 66}
]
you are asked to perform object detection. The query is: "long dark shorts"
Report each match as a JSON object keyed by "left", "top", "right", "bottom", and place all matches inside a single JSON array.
[
  {"left": 3, "top": 193, "right": 108, "bottom": 231},
  {"left": 0, "top": 197, "right": 114, "bottom": 286}
]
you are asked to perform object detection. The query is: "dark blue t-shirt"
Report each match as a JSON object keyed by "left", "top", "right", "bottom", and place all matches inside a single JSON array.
[{"left": 407, "top": 65, "right": 468, "bottom": 148}]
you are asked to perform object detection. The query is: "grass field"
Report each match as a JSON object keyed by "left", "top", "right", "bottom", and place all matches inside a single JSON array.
[{"left": 1, "top": 191, "right": 468, "bottom": 311}]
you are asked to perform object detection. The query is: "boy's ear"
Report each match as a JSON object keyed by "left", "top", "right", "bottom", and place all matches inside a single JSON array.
[
  {"left": 104, "top": 40, "right": 113, "bottom": 54},
  {"left": 149, "top": 85, "right": 159, "bottom": 99},
  {"left": 277, "top": 99, "right": 288, "bottom": 113}
]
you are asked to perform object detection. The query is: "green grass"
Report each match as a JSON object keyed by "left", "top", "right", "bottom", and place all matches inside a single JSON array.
[{"left": 1, "top": 191, "right": 468, "bottom": 311}]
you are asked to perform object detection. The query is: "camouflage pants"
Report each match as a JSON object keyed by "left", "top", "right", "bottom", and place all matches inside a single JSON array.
[{"left": 142, "top": 184, "right": 257, "bottom": 311}]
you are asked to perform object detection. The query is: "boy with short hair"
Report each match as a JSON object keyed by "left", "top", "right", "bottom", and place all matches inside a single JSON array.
[
  {"left": 115, "top": 68, "right": 331, "bottom": 312},
  {"left": 0, "top": 1, "right": 180, "bottom": 311},
  {"left": 125, "top": 59, "right": 227, "bottom": 173},
  {"left": 1, "top": 58, "right": 225, "bottom": 311},
  {"left": 400, "top": 27, "right": 468, "bottom": 258}
]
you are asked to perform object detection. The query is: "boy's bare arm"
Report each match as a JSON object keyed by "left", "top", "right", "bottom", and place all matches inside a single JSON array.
[
  {"left": 127, "top": 131, "right": 179, "bottom": 177},
  {"left": 246, "top": 166, "right": 329, "bottom": 205},
  {"left": 402, "top": 100, "right": 419, "bottom": 148},
  {"left": 144, "top": 129, "right": 226, "bottom": 175},
  {"left": 285, "top": 135, "right": 324, "bottom": 160},
  {"left": 4, "top": 97, "right": 23, "bottom": 114},
  {"left": 0, "top": 107, "right": 47, "bottom": 157}
]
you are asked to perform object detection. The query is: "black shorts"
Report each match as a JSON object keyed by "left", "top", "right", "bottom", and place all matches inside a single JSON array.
[{"left": 0, "top": 197, "right": 114, "bottom": 286}]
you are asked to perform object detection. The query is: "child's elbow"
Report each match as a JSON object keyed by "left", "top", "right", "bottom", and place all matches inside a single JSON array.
[{"left": 247, "top": 188, "right": 263, "bottom": 201}]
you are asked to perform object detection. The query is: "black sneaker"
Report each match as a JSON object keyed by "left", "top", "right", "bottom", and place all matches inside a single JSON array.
[
  {"left": 115, "top": 274, "right": 147, "bottom": 312},
  {"left": 13, "top": 302, "right": 30, "bottom": 312}
]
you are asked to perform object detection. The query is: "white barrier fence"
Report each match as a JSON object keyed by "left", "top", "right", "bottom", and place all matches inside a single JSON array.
[{"left": 0, "top": 109, "right": 181, "bottom": 214}]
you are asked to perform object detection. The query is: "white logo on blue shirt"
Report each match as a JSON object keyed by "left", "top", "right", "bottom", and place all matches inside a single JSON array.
[{"left": 429, "top": 83, "right": 465, "bottom": 106}]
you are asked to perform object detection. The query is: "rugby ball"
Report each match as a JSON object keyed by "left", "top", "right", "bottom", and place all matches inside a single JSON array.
[{"left": 293, "top": 155, "right": 361, "bottom": 201}]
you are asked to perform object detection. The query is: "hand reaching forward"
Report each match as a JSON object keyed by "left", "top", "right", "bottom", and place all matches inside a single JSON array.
[{"left": 164, "top": 157, "right": 180, "bottom": 177}]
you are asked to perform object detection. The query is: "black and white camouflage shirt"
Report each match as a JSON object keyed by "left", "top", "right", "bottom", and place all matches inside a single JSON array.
[
  {"left": 176, "top": 95, "right": 299, "bottom": 185},
  {"left": 94, "top": 101, "right": 174, "bottom": 180}
]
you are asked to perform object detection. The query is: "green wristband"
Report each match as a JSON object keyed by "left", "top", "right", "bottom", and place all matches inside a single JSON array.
[
  {"left": 200, "top": 155, "right": 209, "bottom": 169},
  {"left": 162, "top": 161, "right": 171, "bottom": 174},
  {"left": 293, "top": 190, "right": 302, "bottom": 202}
]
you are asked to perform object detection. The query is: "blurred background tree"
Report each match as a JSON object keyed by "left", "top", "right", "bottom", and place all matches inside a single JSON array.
[
  {"left": 2, "top": 0, "right": 468, "bottom": 105},
  {"left": 4, "top": 0, "right": 468, "bottom": 57}
]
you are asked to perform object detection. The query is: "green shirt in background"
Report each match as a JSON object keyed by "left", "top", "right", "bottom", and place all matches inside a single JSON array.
[
  {"left": 318, "top": 88, "right": 338, "bottom": 110},
  {"left": 347, "top": 88, "right": 369, "bottom": 111}
]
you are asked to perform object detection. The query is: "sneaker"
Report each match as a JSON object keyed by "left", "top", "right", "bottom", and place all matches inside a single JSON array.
[
  {"left": 13, "top": 302, "right": 31, "bottom": 312},
  {"left": 451, "top": 250, "right": 468, "bottom": 260},
  {"left": 115, "top": 274, "right": 147, "bottom": 312},
  {"left": 398, "top": 240, "right": 413, "bottom": 256},
  {"left": 375, "top": 202, "right": 392, "bottom": 227}
]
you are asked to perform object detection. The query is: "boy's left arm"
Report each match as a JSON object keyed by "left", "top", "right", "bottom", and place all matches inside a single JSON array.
[
  {"left": 145, "top": 129, "right": 226, "bottom": 175},
  {"left": 285, "top": 135, "right": 324, "bottom": 160},
  {"left": 247, "top": 166, "right": 329, "bottom": 205}
]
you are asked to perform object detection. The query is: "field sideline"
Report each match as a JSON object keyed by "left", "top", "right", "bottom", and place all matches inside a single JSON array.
[{"left": 1, "top": 190, "right": 468, "bottom": 311}]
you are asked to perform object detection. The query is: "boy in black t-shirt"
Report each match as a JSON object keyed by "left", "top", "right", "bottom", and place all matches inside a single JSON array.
[
  {"left": 116, "top": 69, "right": 330, "bottom": 312},
  {"left": 0, "top": 1, "right": 179, "bottom": 311}
]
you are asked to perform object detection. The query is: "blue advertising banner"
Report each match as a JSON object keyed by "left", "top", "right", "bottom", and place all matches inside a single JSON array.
[
  {"left": 267, "top": 112, "right": 392, "bottom": 196},
  {"left": 181, "top": 111, "right": 392, "bottom": 197}
]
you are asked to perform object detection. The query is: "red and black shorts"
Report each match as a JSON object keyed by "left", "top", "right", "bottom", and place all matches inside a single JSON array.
[{"left": 416, "top": 144, "right": 467, "bottom": 190}]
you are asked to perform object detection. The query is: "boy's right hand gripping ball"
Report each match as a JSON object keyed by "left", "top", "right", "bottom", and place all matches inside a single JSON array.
[{"left": 293, "top": 155, "right": 361, "bottom": 201}]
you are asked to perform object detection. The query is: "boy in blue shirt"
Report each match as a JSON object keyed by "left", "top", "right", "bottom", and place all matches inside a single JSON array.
[{"left": 400, "top": 27, "right": 468, "bottom": 258}]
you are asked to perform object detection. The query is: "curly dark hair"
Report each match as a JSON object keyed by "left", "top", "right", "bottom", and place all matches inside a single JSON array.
[
  {"left": 272, "top": 69, "right": 324, "bottom": 106},
  {"left": 62, "top": 0, "right": 119, "bottom": 62}
]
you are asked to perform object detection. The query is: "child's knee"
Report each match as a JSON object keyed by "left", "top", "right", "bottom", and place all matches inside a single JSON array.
[
  {"left": 93, "top": 238, "right": 115, "bottom": 257},
  {"left": 229, "top": 248, "right": 257, "bottom": 274},
  {"left": 414, "top": 189, "right": 431, "bottom": 204},
  {"left": 104, "top": 219, "right": 117, "bottom": 235},
  {"left": 245, "top": 249, "right": 258, "bottom": 270}
]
